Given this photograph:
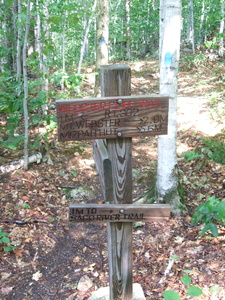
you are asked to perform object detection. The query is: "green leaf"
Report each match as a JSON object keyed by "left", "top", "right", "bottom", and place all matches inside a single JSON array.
[
  {"left": 181, "top": 275, "right": 192, "bottom": 285},
  {"left": 58, "top": 171, "right": 66, "bottom": 177},
  {"left": 163, "top": 290, "right": 180, "bottom": 300},
  {"left": 218, "top": 201, "right": 225, "bottom": 219},
  {"left": 1, "top": 236, "right": 10, "bottom": 243},
  {"left": 180, "top": 151, "right": 204, "bottom": 162},
  {"left": 201, "top": 223, "right": 218, "bottom": 237},
  {"left": 0, "top": 232, "right": 8, "bottom": 238},
  {"left": 187, "top": 286, "right": 203, "bottom": 297},
  {"left": 4, "top": 246, "right": 13, "bottom": 252},
  {"left": 22, "top": 203, "right": 30, "bottom": 209},
  {"left": 183, "top": 270, "right": 192, "bottom": 274},
  {"left": 169, "top": 255, "right": 180, "bottom": 261},
  {"left": 209, "top": 285, "right": 223, "bottom": 293}
]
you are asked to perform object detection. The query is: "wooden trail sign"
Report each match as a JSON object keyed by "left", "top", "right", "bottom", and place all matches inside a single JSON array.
[
  {"left": 56, "top": 65, "right": 171, "bottom": 300},
  {"left": 56, "top": 95, "right": 169, "bottom": 141},
  {"left": 69, "top": 204, "right": 170, "bottom": 223}
]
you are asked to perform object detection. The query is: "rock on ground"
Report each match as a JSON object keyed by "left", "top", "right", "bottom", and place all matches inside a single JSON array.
[{"left": 88, "top": 283, "right": 146, "bottom": 300}]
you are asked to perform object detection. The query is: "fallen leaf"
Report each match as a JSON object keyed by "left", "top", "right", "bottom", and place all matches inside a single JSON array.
[
  {"left": 1, "top": 272, "right": 11, "bottom": 280},
  {"left": 32, "top": 271, "right": 43, "bottom": 281},
  {"left": 73, "top": 256, "right": 80, "bottom": 263},
  {"left": 1, "top": 286, "right": 14, "bottom": 295},
  {"left": 14, "top": 248, "right": 23, "bottom": 257}
]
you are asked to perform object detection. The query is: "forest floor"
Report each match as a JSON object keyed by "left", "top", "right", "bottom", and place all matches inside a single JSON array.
[{"left": 0, "top": 58, "right": 225, "bottom": 300}]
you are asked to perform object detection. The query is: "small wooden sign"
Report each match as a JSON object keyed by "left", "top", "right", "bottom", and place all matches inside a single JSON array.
[
  {"left": 56, "top": 95, "right": 169, "bottom": 141},
  {"left": 69, "top": 204, "right": 170, "bottom": 223}
]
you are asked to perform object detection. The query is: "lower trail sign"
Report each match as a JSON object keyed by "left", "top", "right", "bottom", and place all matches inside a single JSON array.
[{"left": 56, "top": 65, "right": 171, "bottom": 300}]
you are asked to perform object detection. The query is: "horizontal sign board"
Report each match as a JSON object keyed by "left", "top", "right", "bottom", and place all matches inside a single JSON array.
[
  {"left": 56, "top": 95, "right": 169, "bottom": 141},
  {"left": 69, "top": 204, "right": 171, "bottom": 223}
]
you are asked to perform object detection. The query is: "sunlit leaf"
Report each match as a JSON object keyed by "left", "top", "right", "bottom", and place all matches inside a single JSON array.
[
  {"left": 187, "top": 286, "right": 203, "bottom": 297},
  {"left": 181, "top": 275, "right": 192, "bottom": 285},
  {"left": 209, "top": 285, "right": 223, "bottom": 293},
  {"left": 163, "top": 290, "right": 180, "bottom": 300}
]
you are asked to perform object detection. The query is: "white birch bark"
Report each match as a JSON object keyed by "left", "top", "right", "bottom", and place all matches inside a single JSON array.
[
  {"left": 0, "top": 153, "right": 42, "bottom": 174},
  {"left": 157, "top": 0, "right": 185, "bottom": 213},
  {"left": 0, "top": 0, "right": 8, "bottom": 72},
  {"left": 125, "top": 0, "right": 131, "bottom": 59},
  {"left": 16, "top": 0, "right": 22, "bottom": 82},
  {"left": 42, "top": 2, "right": 49, "bottom": 97},
  {"left": 199, "top": 0, "right": 206, "bottom": 43},
  {"left": 94, "top": 0, "right": 109, "bottom": 96},
  {"left": 35, "top": 0, "right": 42, "bottom": 71},
  {"left": 186, "top": 0, "right": 195, "bottom": 53},
  {"left": 77, "top": 0, "right": 97, "bottom": 75},
  {"left": 219, "top": 0, "right": 225, "bottom": 56},
  {"left": 22, "top": 0, "right": 31, "bottom": 170},
  {"left": 61, "top": 21, "right": 66, "bottom": 92}
]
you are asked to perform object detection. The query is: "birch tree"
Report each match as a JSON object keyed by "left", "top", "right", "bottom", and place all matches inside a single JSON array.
[
  {"left": 94, "top": 0, "right": 109, "bottom": 96},
  {"left": 219, "top": 0, "right": 225, "bottom": 56},
  {"left": 77, "top": 0, "right": 97, "bottom": 75},
  {"left": 22, "top": 0, "right": 31, "bottom": 170},
  {"left": 157, "top": 0, "right": 185, "bottom": 213},
  {"left": 186, "top": 0, "right": 195, "bottom": 53}
]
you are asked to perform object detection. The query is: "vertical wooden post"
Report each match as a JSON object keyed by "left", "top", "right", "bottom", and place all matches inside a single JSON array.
[{"left": 100, "top": 65, "right": 133, "bottom": 300}]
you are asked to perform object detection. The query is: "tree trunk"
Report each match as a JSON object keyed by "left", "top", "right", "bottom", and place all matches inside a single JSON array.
[
  {"left": 94, "top": 0, "right": 109, "bottom": 96},
  {"left": 77, "top": 0, "right": 97, "bottom": 75},
  {"left": 199, "top": 0, "right": 206, "bottom": 44},
  {"left": 42, "top": 2, "right": 49, "bottom": 98},
  {"left": 61, "top": 20, "right": 66, "bottom": 93},
  {"left": 16, "top": 0, "right": 22, "bottom": 82},
  {"left": 219, "top": 0, "right": 225, "bottom": 56},
  {"left": 186, "top": 0, "right": 195, "bottom": 53},
  {"left": 22, "top": 0, "right": 31, "bottom": 170},
  {"left": 157, "top": 0, "right": 185, "bottom": 214},
  {"left": 35, "top": 0, "right": 42, "bottom": 72},
  {"left": 125, "top": 0, "right": 131, "bottom": 59}
]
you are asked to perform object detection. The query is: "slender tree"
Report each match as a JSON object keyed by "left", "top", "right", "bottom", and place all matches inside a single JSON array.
[
  {"left": 16, "top": 0, "right": 22, "bottom": 82},
  {"left": 94, "top": 0, "right": 109, "bottom": 96},
  {"left": 125, "top": 0, "right": 131, "bottom": 58},
  {"left": 77, "top": 0, "right": 97, "bottom": 75},
  {"left": 23, "top": 0, "right": 31, "bottom": 170},
  {"left": 219, "top": 0, "right": 225, "bottom": 56},
  {"left": 157, "top": 0, "right": 185, "bottom": 213},
  {"left": 186, "top": 0, "right": 195, "bottom": 53}
]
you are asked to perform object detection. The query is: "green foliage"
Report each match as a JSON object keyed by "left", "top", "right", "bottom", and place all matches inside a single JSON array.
[
  {"left": 192, "top": 196, "right": 225, "bottom": 237},
  {"left": 180, "top": 151, "right": 204, "bottom": 162},
  {"left": 180, "top": 54, "right": 207, "bottom": 71},
  {"left": 49, "top": 70, "right": 82, "bottom": 95},
  {"left": 163, "top": 290, "right": 180, "bottom": 300},
  {"left": 180, "top": 134, "right": 225, "bottom": 170},
  {"left": 0, "top": 228, "right": 17, "bottom": 252},
  {"left": 204, "top": 37, "right": 219, "bottom": 50},
  {"left": 201, "top": 135, "right": 225, "bottom": 165},
  {"left": 163, "top": 273, "right": 203, "bottom": 299},
  {"left": 187, "top": 286, "right": 203, "bottom": 297},
  {"left": 0, "top": 135, "right": 25, "bottom": 150}
]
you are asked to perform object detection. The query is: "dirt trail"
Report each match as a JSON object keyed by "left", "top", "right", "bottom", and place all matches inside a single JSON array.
[{"left": 177, "top": 96, "right": 224, "bottom": 136}]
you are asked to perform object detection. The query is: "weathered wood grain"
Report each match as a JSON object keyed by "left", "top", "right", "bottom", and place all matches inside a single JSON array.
[
  {"left": 92, "top": 139, "right": 113, "bottom": 202},
  {"left": 69, "top": 204, "right": 171, "bottom": 222},
  {"left": 100, "top": 65, "right": 133, "bottom": 300},
  {"left": 56, "top": 95, "right": 169, "bottom": 141}
]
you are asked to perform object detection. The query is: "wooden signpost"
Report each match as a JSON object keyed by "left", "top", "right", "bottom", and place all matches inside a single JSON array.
[{"left": 56, "top": 65, "right": 171, "bottom": 300}]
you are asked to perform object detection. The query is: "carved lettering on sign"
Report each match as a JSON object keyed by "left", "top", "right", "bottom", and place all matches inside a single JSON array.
[
  {"left": 56, "top": 95, "right": 169, "bottom": 141},
  {"left": 69, "top": 204, "right": 171, "bottom": 223}
]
